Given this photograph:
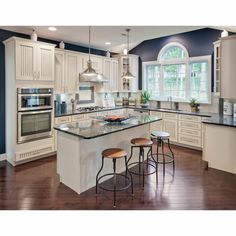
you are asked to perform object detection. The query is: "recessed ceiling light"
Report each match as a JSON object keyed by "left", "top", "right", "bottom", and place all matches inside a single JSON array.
[
  {"left": 105, "top": 42, "right": 111, "bottom": 45},
  {"left": 48, "top": 26, "right": 57, "bottom": 31}
]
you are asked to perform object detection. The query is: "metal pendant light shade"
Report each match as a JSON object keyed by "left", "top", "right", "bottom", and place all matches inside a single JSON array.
[
  {"left": 80, "top": 26, "right": 108, "bottom": 83},
  {"left": 122, "top": 28, "right": 135, "bottom": 80}
]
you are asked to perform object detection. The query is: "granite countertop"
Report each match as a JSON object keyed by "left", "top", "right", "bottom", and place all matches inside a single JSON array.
[
  {"left": 54, "top": 105, "right": 213, "bottom": 118},
  {"left": 54, "top": 114, "right": 161, "bottom": 139},
  {"left": 202, "top": 115, "right": 236, "bottom": 128}
]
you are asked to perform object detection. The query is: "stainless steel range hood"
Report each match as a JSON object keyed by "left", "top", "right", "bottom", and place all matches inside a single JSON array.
[{"left": 79, "top": 72, "right": 108, "bottom": 83}]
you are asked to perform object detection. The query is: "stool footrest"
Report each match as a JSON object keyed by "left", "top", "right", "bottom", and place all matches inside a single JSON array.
[
  {"left": 97, "top": 173, "right": 131, "bottom": 192},
  {"left": 128, "top": 161, "right": 157, "bottom": 176},
  {"left": 150, "top": 153, "right": 174, "bottom": 164}
]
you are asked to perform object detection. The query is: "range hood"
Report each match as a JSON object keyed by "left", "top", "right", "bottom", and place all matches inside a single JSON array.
[{"left": 79, "top": 72, "right": 108, "bottom": 83}]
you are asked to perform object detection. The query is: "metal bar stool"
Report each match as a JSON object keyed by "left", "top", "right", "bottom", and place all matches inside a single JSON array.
[
  {"left": 127, "top": 138, "right": 157, "bottom": 188},
  {"left": 150, "top": 131, "right": 175, "bottom": 175},
  {"left": 96, "top": 148, "right": 134, "bottom": 208}
]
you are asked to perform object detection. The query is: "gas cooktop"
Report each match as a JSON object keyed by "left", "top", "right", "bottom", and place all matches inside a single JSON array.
[{"left": 77, "top": 106, "right": 105, "bottom": 112}]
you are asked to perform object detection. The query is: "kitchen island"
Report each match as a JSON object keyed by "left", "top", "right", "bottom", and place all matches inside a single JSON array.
[
  {"left": 202, "top": 115, "right": 236, "bottom": 174},
  {"left": 54, "top": 115, "right": 161, "bottom": 194}
]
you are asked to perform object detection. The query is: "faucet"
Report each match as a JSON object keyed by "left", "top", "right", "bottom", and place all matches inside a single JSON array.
[{"left": 168, "top": 96, "right": 173, "bottom": 109}]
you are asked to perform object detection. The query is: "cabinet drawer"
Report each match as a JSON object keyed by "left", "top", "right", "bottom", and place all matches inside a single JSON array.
[
  {"left": 55, "top": 116, "right": 72, "bottom": 124},
  {"left": 179, "top": 120, "right": 202, "bottom": 130},
  {"left": 86, "top": 112, "right": 98, "bottom": 119},
  {"left": 178, "top": 134, "right": 202, "bottom": 147},
  {"left": 150, "top": 111, "right": 163, "bottom": 118},
  {"left": 71, "top": 114, "right": 86, "bottom": 122},
  {"left": 179, "top": 114, "right": 201, "bottom": 122},
  {"left": 178, "top": 127, "right": 201, "bottom": 137},
  {"left": 163, "top": 112, "right": 178, "bottom": 120}
]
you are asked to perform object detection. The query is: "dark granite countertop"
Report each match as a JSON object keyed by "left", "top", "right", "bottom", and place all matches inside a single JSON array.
[
  {"left": 202, "top": 115, "right": 236, "bottom": 128},
  {"left": 54, "top": 115, "right": 161, "bottom": 139},
  {"left": 54, "top": 105, "right": 212, "bottom": 118}
]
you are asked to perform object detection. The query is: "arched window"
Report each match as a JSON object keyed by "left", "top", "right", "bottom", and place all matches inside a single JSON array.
[
  {"left": 143, "top": 42, "right": 211, "bottom": 103},
  {"left": 158, "top": 42, "right": 189, "bottom": 62}
]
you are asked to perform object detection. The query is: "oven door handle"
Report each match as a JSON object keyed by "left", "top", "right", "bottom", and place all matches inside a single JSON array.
[{"left": 18, "top": 109, "right": 52, "bottom": 115}]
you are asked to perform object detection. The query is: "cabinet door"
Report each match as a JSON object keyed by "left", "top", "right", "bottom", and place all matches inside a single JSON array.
[
  {"left": 129, "top": 56, "right": 139, "bottom": 91},
  {"left": 111, "top": 59, "right": 118, "bottom": 91},
  {"left": 65, "top": 52, "right": 79, "bottom": 93},
  {"left": 54, "top": 50, "right": 65, "bottom": 93},
  {"left": 150, "top": 111, "right": 163, "bottom": 134},
  {"left": 37, "top": 44, "right": 54, "bottom": 81},
  {"left": 82, "top": 55, "right": 103, "bottom": 74},
  {"left": 103, "top": 59, "right": 111, "bottom": 91},
  {"left": 163, "top": 119, "right": 178, "bottom": 142},
  {"left": 15, "top": 40, "right": 37, "bottom": 80},
  {"left": 221, "top": 37, "right": 236, "bottom": 99}
]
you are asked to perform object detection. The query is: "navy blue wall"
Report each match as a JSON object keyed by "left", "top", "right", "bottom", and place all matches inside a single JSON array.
[
  {"left": 130, "top": 28, "right": 222, "bottom": 90},
  {"left": 0, "top": 29, "right": 108, "bottom": 154}
]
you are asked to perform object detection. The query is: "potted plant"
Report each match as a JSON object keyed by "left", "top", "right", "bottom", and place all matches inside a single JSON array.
[
  {"left": 140, "top": 91, "right": 151, "bottom": 108},
  {"left": 189, "top": 98, "right": 200, "bottom": 112}
]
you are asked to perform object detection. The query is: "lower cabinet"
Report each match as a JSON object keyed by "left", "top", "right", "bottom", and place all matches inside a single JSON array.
[
  {"left": 163, "top": 119, "right": 178, "bottom": 142},
  {"left": 150, "top": 111, "right": 163, "bottom": 134}
]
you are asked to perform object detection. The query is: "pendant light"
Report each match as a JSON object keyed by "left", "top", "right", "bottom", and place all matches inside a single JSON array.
[
  {"left": 122, "top": 28, "right": 135, "bottom": 79},
  {"left": 80, "top": 26, "right": 108, "bottom": 83}
]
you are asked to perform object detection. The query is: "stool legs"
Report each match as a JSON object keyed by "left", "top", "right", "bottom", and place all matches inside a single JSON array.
[
  {"left": 161, "top": 140, "right": 165, "bottom": 176},
  {"left": 125, "top": 156, "right": 134, "bottom": 195},
  {"left": 96, "top": 156, "right": 104, "bottom": 194},
  {"left": 113, "top": 158, "right": 117, "bottom": 208},
  {"left": 167, "top": 138, "right": 175, "bottom": 171}
]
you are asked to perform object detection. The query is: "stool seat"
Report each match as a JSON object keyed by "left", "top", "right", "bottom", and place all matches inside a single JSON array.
[
  {"left": 131, "top": 138, "right": 153, "bottom": 146},
  {"left": 102, "top": 148, "right": 127, "bottom": 159},
  {"left": 151, "top": 131, "right": 170, "bottom": 139}
]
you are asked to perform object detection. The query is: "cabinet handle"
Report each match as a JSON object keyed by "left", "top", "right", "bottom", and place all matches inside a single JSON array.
[
  {"left": 37, "top": 71, "right": 40, "bottom": 79},
  {"left": 33, "top": 71, "right": 37, "bottom": 80}
]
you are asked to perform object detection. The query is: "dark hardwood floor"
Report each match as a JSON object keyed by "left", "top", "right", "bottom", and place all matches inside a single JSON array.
[{"left": 0, "top": 145, "right": 236, "bottom": 210}]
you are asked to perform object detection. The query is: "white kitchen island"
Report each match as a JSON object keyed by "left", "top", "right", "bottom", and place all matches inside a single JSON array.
[
  {"left": 202, "top": 115, "right": 236, "bottom": 174},
  {"left": 54, "top": 115, "right": 161, "bottom": 194}
]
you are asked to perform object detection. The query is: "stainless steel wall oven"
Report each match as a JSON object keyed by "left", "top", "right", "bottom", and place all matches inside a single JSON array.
[{"left": 17, "top": 88, "right": 53, "bottom": 143}]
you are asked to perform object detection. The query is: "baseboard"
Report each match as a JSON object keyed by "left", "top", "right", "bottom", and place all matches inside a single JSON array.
[{"left": 0, "top": 153, "right": 6, "bottom": 162}]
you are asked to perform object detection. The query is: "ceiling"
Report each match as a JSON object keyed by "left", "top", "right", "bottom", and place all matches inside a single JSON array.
[{"left": 1, "top": 26, "right": 236, "bottom": 53}]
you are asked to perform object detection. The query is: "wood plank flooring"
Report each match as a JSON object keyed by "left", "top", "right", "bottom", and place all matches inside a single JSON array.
[{"left": 0, "top": 145, "right": 236, "bottom": 210}]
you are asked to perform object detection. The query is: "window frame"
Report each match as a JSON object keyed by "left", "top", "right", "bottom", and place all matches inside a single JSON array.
[{"left": 142, "top": 43, "right": 212, "bottom": 104}]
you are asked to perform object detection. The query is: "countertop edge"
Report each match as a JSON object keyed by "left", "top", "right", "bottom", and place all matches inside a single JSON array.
[{"left": 54, "top": 117, "right": 162, "bottom": 139}]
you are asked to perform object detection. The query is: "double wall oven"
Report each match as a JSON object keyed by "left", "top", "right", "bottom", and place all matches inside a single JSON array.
[{"left": 17, "top": 88, "right": 53, "bottom": 143}]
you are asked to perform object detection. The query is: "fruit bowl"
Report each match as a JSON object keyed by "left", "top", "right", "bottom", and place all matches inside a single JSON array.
[{"left": 103, "top": 115, "right": 129, "bottom": 123}]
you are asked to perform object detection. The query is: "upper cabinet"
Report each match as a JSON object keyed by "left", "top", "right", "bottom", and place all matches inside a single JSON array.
[
  {"left": 54, "top": 49, "right": 81, "bottom": 94},
  {"left": 103, "top": 58, "right": 119, "bottom": 92},
  {"left": 54, "top": 49, "right": 65, "bottom": 93},
  {"left": 116, "top": 54, "right": 139, "bottom": 91},
  {"left": 220, "top": 35, "right": 236, "bottom": 99},
  {"left": 213, "top": 40, "right": 221, "bottom": 95},
  {"left": 81, "top": 54, "right": 103, "bottom": 74},
  {"left": 10, "top": 37, "right": 55, "bottom": 81}
]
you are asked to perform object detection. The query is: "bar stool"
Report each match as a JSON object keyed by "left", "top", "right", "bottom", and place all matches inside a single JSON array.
[
  {"left": 150, "top": 131, "right": 175, "bottom": 175},
  {"left": 127, "top": 138, "right": 157, "bottom": 188},
  {"left": 95, "top": 148, "right": 133, "bottom": 208}
]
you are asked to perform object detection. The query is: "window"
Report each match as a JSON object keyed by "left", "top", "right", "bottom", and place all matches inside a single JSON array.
[{"left": 143, "top": 43, "right": 211, "bottom": 103}]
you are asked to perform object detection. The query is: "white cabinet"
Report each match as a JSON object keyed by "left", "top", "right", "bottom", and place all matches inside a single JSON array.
[
  {"left": 220, "top": 36, "right": 236, "bottom": 99},
  {"left": 81, "top": 54, "right": 103, "bottom": 74},
  {"left": 213, "top": 40, "right": 221, "bottom": 95},
  {"left": 54, "top": 49, "right": 65, "bottom": 93},
  {"left": 162, "top": 113, "right": 178, "bottom": 142},
  {"left": 14, "top": 38, "right": 55, "bottom": 81},
  {"left": 163, "top": 119, "right": 178, "bottom": 142},
  {"left": 150, "top": 111, "right": 163, "bottom": 134},
  {"left": 116, "top": 54, "right": 139, "bottom": 91},
  {"left": 103, "top": 58, "right": 119, "bottom": 91},
  {"left": 178, "top": 114, "right": 202, "bottom": 148},
  {"left": 65, "top": 52, "right": 80, "bottom": 93}
]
